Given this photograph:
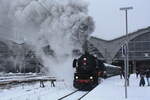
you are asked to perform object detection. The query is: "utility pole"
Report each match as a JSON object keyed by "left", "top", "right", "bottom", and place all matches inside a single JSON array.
[{"left": 120, "top": 6, "right": 133, "bottom": 99}]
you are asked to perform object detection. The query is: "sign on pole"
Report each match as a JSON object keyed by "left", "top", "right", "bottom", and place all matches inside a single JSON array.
[{"left": 122, "top": 44, "right": 127, "bottom": 57}]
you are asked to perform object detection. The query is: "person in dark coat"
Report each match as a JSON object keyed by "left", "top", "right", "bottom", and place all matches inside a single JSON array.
[
  {"left": 119, "top": 67, "right": 124, "bottom": 79},
  {"left": 51, "top": 80, "right": 56, "bottom": 87},
  {"left": 136, "top": 69, "right": 140, "bottom": 78},
  {"left": 139, "top": 71, "right": 145, "bottom": 87},
  {"left": 145, "top": 69, "right": 150, "bottom": 86},
  {"left": 40, "top": 80, "right": 45, "bottom": 88}
]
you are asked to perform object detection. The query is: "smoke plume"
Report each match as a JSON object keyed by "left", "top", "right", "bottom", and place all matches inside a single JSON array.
[{"left": 0, "top": 0, "right": 95, "bottom": 85}]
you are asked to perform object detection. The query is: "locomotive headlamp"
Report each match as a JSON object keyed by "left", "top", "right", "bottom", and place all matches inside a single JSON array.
[
  {"left": 104, "top": 71, "right": 106, "bottom": 74},
  {"left": 83, "top": 58, "right": 87, "bottom": 60},
  {"left": 75, "top": 76, "right": 79, "bottom": 79},
  {"left": 90, "top": 76, "right": 93, "bottom": 80}
]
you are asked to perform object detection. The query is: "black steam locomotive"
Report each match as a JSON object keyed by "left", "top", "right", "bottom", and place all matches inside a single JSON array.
[{"left": 73, "top": 52, "right": 106, "bottom": 90}]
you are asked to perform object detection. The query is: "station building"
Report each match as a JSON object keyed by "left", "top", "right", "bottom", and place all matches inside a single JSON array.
[{"left": 88, "top": 26, "right": 150, "bottom": 72}]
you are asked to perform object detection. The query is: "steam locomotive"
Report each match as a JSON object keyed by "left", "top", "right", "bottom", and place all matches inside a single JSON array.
[{"left": 73, "top": 52, "right": 106, "bottom": 90}]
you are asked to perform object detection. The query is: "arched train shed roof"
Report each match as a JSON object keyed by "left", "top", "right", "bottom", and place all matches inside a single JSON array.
[{"left": 89, "top": 26, "right": 150, "bottom": 63}]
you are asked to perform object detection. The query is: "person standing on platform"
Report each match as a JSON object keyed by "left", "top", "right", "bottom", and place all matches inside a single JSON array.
[
  {"left": 40, "top": 80, "right": 45, "bottom": 88},
  {"left": 145, "top": 69, "right": 150, "bottom": 86},
  {"left": 136, "top": 69, "right": 140, "bottom": 78},
  {"left": 139, "top": 70, "right": 145, "bottom": 87}
]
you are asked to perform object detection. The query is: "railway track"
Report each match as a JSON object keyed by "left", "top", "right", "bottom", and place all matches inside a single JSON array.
[{"left": 57, "top": 90, "right": 91, "bottom": 100}]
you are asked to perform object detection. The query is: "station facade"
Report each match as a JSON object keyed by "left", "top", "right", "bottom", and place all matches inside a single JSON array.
[{"left": 89, "top": 26, "right": 150, "bottom": 72}]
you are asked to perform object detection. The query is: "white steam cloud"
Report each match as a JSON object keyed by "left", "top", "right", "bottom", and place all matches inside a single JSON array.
[{"left": 0, "top": 0, "right": 95, "bottom": 85}]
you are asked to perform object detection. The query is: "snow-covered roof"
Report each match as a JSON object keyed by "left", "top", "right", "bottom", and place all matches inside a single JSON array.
[
  {"left": 104, "top": 63, "right": 121, "bottom": 69},
  {"left": 91, "top": 26, "right": 150, "bottom": 41}
]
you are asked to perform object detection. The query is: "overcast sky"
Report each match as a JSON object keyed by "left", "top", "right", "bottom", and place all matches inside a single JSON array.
[
  {"left": 0, "top": 0, "right": 150, "bottom": 41},
  {"left": 85, "top": 0, "right": 150, "bottom": 40}
]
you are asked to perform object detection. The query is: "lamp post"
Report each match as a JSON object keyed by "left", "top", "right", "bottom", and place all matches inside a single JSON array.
[{"left": 120, "top": 6, "right": 133, "bottom": 99}]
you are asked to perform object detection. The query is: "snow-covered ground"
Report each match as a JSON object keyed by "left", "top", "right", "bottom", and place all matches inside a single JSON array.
[
  {"left": 0, "top": 74, "right": 150, "bottom": 100},
  {"left": 83, "top": 74, "right": 150, "bottom": 100}
]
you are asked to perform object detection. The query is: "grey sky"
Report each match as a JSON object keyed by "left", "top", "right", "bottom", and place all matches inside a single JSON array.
[
  {"left": 86, "top": 0, "right": 150, "bottom": 40},
  {"left": 0, "top": 0, "right": 150, "bottom": 41}
]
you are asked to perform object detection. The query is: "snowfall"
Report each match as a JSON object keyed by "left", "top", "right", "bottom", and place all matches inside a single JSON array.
[{"left": 0, "top": 74, "right": 149, "bottom": 100}]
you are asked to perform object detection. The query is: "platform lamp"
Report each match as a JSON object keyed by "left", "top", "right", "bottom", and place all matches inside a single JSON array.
[{"left": 120, "top": 6, "right": 133, "bottom": 99}]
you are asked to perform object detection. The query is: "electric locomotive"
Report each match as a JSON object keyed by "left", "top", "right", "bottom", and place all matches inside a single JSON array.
[{"left": 73, "top": 51, "right": 106, "bottom": 90}]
